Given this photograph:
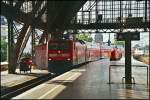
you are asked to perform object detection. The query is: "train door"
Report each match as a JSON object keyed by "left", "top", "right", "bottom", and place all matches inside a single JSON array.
[
  {"left": 72, "top": 42, "right": 78, "bottom": 65},
  {"left": 85, "top": 46, "right": 87, "bottom": 62},
  {"left": 75, "top": 46, "right": 78, "bottom": 65}
]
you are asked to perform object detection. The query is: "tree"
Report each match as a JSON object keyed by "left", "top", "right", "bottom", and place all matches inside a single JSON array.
[
  {"left": 1, "top": 38, "right": 7, "bottom": 62},
  {"left": 75, "top": 33, "right": 93, "bottom": 42},
  {"left": 114, "top": 40, "right": 125, "bottom": 46},
  {"left": 22, "top": 52, "right": 31, "bottom": 58}
]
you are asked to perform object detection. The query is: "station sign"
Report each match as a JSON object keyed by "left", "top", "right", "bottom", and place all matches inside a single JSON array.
[
  {"left": 125, "top": 17, "right": 143, "bottom": 24},
  {"left": 117, "top": 31, "right": 140, "bottom": 41}
]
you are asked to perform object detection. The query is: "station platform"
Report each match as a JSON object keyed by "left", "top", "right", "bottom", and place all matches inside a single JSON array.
[
  {"left": 13, "top": 58, "right": 149, "bottom": 99},
  {"left": 1, "top": 69, "right": 49, "bottom": 90}
]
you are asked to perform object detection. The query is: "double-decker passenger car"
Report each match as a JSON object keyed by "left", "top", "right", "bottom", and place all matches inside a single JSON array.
[
  {"left": 35, "top": 39, "right": 122, "bottom": 74},
  {"left": 101, "top": 45, "right": 123, "bottom": 60}
]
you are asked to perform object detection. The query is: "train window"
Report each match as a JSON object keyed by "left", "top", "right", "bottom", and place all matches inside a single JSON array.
[
  {"left": 48, "top": 43, "right": 58, "bottom": 50},
  {"left": 49, "top": 42, "right": 69, "bottom": 51},
  {"left": 60, "top": 43, "right": 69, "bottom": 51}
]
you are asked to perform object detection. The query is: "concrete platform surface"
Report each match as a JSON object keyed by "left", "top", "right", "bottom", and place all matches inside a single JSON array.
[
  {"left": 109, "top": 57, "right": 149, "bottom": 85},
  {"left": 1, "top": 69, "right": 49, "bottom": 90},
  {"left": 13, "top": 58, "right": 149, "bottom": 99}
]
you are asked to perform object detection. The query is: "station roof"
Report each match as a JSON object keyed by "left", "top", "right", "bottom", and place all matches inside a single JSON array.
[{"left": 1, "top": 1, "right": 87, "bottom": 31}]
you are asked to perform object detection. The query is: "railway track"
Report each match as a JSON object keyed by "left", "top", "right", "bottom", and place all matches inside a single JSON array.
[
  {"left": 1, "top": 73, "right": 54, "bottom": 99},
  {"left": 1, "top": 61, "right": 90, "bottom": 99},
  {"left": 133, "top": 55, "right": 149, "bottom": 64}
]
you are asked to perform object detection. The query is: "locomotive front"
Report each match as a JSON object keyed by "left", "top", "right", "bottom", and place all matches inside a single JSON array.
[{"left": 48, "top": 40, "right": 73, "bottom": 74}]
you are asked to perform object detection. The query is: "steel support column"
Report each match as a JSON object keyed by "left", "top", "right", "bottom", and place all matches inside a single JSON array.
[
  {"left": 117, "top": 32, "right": 140, "bottom": 84},
  {"left": 125, "top": 39, "right": 132, "bottom": 84},
  {"left": 144, "top": 0, "right": 147, "bottom": 31},
  {"left": 15, "top": 24, "right": 30, "bottom": 69},
  {"left": 47, "top": 1, "right": 63, "bottom": 40},
  {"left": 31, "top": 27, "right": 35, "bottom": 64},
  {"left": 7, "top": 1, "right": 15, "bottom": 74},
  {"left": 7, "top": 18, "right": 15, "bottom": 73}
]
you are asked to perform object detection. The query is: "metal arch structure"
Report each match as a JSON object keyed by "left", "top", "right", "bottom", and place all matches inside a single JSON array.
[
  {"left": 72, "top": 0, "right": 149, "bottom": 33},
  {"left": 1, "top": 0, "right": 149, "bottom": 31},
  {"left": 1, "top": 0, "right": 149, "bottom": 74},
  {"left": 1, "top": 1, "right": 48, "bottom": 73},
  {"left": 1, "top": 1, "right": 87, "bottom": 31},
  {"left": 1, "top": 0, "right": 87, "bottom": 73},
  {"left": 1, "top": 0, "right": 149, "bottom": 33}
]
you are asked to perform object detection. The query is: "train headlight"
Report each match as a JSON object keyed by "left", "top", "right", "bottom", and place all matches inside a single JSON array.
[
  {"left": 67, "top": 58, "right": 71, "bottom": 61},
  {"left": 48, "top": 58, "right": 52, "bottom": 60}
]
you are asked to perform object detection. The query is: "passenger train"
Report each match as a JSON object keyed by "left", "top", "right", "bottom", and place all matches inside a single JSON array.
[{"left": 35, "top": 39, "right": 122, "bottom": 74}]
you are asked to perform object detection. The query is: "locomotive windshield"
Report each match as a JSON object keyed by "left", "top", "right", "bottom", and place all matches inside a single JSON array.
[{"left": 48, "top": 42, "right": 69, "bottom": 51}]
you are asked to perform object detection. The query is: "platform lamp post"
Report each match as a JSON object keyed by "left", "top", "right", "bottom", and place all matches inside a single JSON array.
[
  {"left": 7, "top": 1, "right": 16, "bottom": 74},
  {"left": 117, "top": 31, "right": 140, "bottom": 84}
]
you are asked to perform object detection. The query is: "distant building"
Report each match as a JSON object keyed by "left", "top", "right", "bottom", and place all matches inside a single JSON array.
[
  {"left": 1, "top": 16, "right": 8, "bottom": 39},
  {"left": 1, "top": 16, "right": 7, "bottom": 25},
  {"left": 94, "top": 33, "right": 103, "bottom": 43},
  {"left": 1, "top": 25, "right": 8, "bottom": 38}
]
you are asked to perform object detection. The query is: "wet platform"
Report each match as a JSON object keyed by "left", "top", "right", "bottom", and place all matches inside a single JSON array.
[
  {"left": 1, "top": 69, "right": 49, "bottom": 90},
  {"left": 109, "top": 57, "right": 149, "bottom": 85},
  {"left": 13, "top": 58, "right": 149, "bottom": 99}
]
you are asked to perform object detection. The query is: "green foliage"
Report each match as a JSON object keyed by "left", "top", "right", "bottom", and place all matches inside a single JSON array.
[
  {"left": 114, "top": 40, "right": 125, "bottom": 46},
  {"left": 1, "top": 38, "right": 7, "bottom": 62},
  {"left": 75, "top": 33, "right": 93, "bottom": 42},
  {"left": 22, "top": 52, "right": 31, "bottom": 58}
]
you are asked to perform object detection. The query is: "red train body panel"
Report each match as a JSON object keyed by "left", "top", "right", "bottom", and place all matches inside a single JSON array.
[
  {"left": 35, "top": 39, "right": 122, "bottom": 74},
  {"left": 34, "top": 44, "right": 48, "bottom": 69},
  {"left": 110, "top": 47, "right": 122, "bottom": 60}
]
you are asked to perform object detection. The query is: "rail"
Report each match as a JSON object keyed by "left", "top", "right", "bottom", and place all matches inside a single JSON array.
[{"left": 1, "top": 73, "right": 53, "bottom": 99}]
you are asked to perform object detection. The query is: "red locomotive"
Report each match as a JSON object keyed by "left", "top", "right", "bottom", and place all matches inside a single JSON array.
[
  {"left": 34, "top": 39, "right": 122, "bottom": 74},
  {"left": 48, "top": 39, "right": 92, "bottom": 74}
]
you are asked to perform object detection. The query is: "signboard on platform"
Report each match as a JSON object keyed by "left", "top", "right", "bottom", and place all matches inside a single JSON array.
[
  {"left": 125, "top": 17, "right": 143, "bottom": 23},
  {"left": 116, "top": 31, "right": 140, "bottom": 84},
  {"left": 117, "top": 31, "right": 140, "bottom": 41}
]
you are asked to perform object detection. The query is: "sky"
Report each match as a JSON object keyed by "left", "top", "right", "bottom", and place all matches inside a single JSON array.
[{"left": 93, "top": 32, "right": 149, "bottom": 48}]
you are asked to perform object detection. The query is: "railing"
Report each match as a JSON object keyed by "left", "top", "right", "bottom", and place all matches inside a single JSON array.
[{"left": 108, "top": 64, "right": 149, "bottom": 85}]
